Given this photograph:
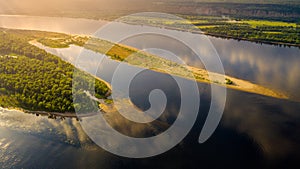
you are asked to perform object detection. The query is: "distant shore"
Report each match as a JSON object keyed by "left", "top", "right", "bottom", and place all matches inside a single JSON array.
[
  {"left": 203, "top": 32, "right": 300, "bottom": 48},
  {"left": 121, "top": 21, "right": 300, "bottom": 48}
]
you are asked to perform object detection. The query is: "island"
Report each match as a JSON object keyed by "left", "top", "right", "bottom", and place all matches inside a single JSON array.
[
  {"left": 0, "top": 28, "right": 289, "bottom": 118},
  {"left": 29, "top": 29, "right": 287, "bottom": 99}
]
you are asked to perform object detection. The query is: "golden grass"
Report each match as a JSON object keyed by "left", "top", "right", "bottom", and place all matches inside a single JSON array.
[{"left": 243, "top": 20, "right": 297, "bottom": 28}]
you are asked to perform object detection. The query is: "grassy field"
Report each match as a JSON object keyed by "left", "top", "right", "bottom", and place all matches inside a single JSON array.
[{"left": 242, "top": 20, "right": 297, "bottom": 28}]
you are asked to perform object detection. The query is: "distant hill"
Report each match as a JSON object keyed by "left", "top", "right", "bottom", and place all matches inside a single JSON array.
[{"left": 171, "top": 0, "right": 300, "bottom": 4}]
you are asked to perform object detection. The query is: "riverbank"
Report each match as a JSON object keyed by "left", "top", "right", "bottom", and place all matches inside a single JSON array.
[
  {"left": 0, "top": 106, "right": 101, "bottom": 120},
  {"left": 114, "top": 15, "right": 300, "bottom": 48},
  {"left": 125, "top": 21, "right": 300, "bottom": 48},
  {"left": 203, "top": 32, "right": 300, "bottom": 48}
]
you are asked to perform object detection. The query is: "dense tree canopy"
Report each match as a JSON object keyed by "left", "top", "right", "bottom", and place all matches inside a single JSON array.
[
  {"left": 202, "top": 24, "right": 300, "bottom": 45},
  {"left": 0, "top": 29, "right": 110, "bottom": 113}
]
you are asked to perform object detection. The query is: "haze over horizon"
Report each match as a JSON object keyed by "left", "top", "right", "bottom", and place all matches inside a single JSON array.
[{"left": 0, "top": 0, "right": 299, "bottom": 14}]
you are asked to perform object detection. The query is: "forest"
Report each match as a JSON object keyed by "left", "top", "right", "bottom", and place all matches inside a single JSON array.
[
  {"left": 0, "top": 28, "right": 110, "bottom": 113},
  {"left": 200, "top": 21, "right": 300, "bottom": 46},
  {"left": 118, "top": 15, "right": 300, "bottom": 47}
]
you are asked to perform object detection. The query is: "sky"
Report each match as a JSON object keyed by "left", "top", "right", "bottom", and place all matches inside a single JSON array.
[{"left": 0, "top": 0, "right": 142, "bottom": 13}]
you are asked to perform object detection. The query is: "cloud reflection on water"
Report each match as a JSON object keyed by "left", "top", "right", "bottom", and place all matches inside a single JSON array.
[
  {"left": 210, "top": 37, "right": 300, "bottom": 100},
  {"left": 0, "top": 108, "right": 92, "bottom": 146},
  {"left": 222, "top": 91, "right": 300, "bottom": 160}
]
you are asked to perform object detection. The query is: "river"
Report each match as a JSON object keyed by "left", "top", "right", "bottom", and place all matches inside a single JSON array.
[{"left": 1, "top": 15, "right": 300, "bottom": 169}]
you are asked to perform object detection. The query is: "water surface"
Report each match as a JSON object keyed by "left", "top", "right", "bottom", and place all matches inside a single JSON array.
[{"left": 1, "top": 15, "right": 300, "bottom": 169}]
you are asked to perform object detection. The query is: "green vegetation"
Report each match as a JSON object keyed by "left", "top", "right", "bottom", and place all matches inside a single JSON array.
[
  {"left": 28, "top": 31, "right": 137, "bottom": 61},
  {"left": 0, "top": 29, "right": 110, "bottom": 113},
  {"left": 84, "top": 38, "right": 138, "bottom": 61},
  {"left": 243, "top": 20, "right": 297, "bottom": 28},
  {"left": 225, "top": 78, "right": 234, "bottom": 85},
  {"left": 118, "top": 15, "right": 300, "bottom": 47},
  {"left": 201, "top": 19, "right": 300, "bottom": 46},
  {"left": 37, "top": 36, "right": 88, "bottom": 48}
]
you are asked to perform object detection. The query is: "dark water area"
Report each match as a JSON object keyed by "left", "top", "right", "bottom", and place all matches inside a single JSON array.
[
  {"left": 122, "top": 70, "right": 300, "bottom": 169},
  {"left": 3, "top": 81, "right": 300, "bottom": 169},
  {"left": 0, "top": 15, "right": 300, "bottom": 169}
]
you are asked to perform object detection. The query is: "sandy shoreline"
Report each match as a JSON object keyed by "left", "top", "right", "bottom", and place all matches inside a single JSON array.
[{"left": 187, "top": 66, "right": 288, "bottom": 100}]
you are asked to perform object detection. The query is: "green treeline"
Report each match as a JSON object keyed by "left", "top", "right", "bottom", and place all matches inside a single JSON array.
[
  {"left": 119, "top": 15, "right": 300, "bottom": 47},
  {"left": 0, "top": 29, "right": 110, "bottom": 113},
  {"left": 202, "top": 24, "right": 300, "bottom": 45}
]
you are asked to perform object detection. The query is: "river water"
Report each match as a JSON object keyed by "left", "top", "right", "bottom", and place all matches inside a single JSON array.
[{"left": 1, "top": 15, "right": 300, "bottom": 169}]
